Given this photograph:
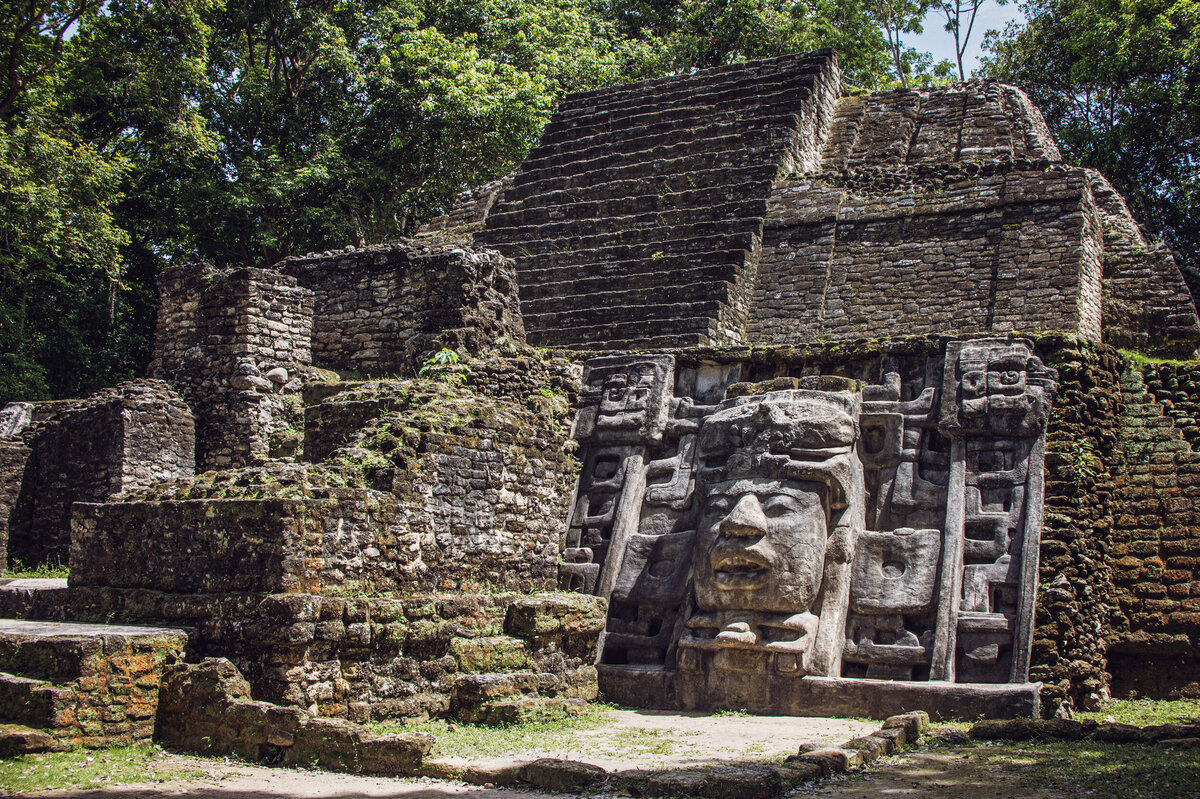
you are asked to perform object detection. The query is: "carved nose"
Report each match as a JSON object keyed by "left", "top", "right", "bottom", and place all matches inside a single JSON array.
[{"left": 718, "top": 494, "right": 768, "bottom": 537}]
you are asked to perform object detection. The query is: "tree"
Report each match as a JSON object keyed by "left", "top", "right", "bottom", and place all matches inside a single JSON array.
[
  {"left": 869, "top": 0, "right": 930, "bottom": 87},
  {"left": 938, "top": 0, "right": 1006, "bottom": 80},
  {"left": 655, "top": 0, "right": 893, "bottom": 88},
  {"left": 984, "top": 0, "right": 1200, "bottom": 299}
]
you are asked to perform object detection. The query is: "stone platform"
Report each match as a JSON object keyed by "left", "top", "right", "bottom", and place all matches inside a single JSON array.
[
  {"left": 599, "top": 665, "right": 1040, "bottom": 721},
  {"left": 0, "top": 618, "right": 188, "bottom": 750}
]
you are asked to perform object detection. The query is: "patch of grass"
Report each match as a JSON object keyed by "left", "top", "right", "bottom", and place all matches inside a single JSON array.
[
  {"left": 964, "top": 739, "right": 1200, "bottom": 799},
  {"left": 1, "top": 558, "right": 68, "bottom": 579},
  {"left": 0, "top": 745, "right": 206, "bottom": 793},
  {"left": 1079, "top": 697, "right": 1200, "bottom": 726},
  {"left": 591, "top": 727, "right": 676, "bottom": 758},
  {"left": 1119, "top": 348, "right": 1197, "bottom": 367},
  {"left": 374, "top": 704, "right": 617, "bottom": 759}
]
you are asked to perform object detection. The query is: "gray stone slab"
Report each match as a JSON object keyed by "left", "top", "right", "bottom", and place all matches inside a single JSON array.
[
  {"left": 0, "top": 618, "right": 188, "bottom": 640},
  {"left": 0, "top": 578, "right": 68, "bottom": 590},
  {"left": 599, "top": 665, "right": 1040, "bottom": 721}
]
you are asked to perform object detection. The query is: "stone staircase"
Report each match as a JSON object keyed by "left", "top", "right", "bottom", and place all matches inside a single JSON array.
[
  {"left": 473, "top": 50, "right": 841, "bottom": 350},
  {"left": 0, "top": 619, "right": 187, "bottom": 753}
]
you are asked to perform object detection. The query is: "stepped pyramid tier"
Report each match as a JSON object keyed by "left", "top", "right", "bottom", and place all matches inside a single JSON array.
[{"left": 424, "top": 51, "right": 1200, "bottom": 358}]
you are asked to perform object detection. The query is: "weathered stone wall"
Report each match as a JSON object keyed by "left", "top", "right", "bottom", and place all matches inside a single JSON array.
[
  {"left": 0, "top": 622, "right": 185, "bottom": 748},
  {"left": 149, "top": 263, "right": 313, "bottom": 470},
  {"left": 305, "top": 368, "right": 579, "bottom": 593},
  {"left": 431, "top": 57, "right": 1198, "bottom": 356},
  {"left": 1032, "top": 342, "right": 1122, "bottom": 713},
  {"left": 748, "top": 82, "right": 1107, "bottom": 346},
  {"left": 279, "top": 241, "right": 525, "bottom": 377},
  {"left": 1105, "top": 360, "right": 1200, "bottom": 697},
  {"left": 6, "top": 381, "right": 194, "bottom": 567},
  {"left": 466, "top": 50, "right": 844, "bottom": 350},
  {"left": 0, "top": 440, "right": 30, "bottom": 567},
  {"left": 75, "top": 352, "right": 580, "bottom": 596},
  {"left": 0, "top": 585, "right": 605, "bottom": 724}
]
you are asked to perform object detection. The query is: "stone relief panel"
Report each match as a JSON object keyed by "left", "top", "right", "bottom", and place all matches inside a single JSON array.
[{"left": 564, "top": 338, "right": 1057, "bottom": 689}]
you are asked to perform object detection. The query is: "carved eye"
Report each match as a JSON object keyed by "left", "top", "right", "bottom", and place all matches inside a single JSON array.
[
  {"left": 762, "top": 498, "right": 797, "bottom": 518},
  {"left": 705, "top": 498, "right": 731, "bottom": 515}
]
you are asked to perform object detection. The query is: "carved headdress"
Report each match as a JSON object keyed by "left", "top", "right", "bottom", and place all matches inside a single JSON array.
[{"left": 697, "top": 388, "right": 862, "bottom": 512}]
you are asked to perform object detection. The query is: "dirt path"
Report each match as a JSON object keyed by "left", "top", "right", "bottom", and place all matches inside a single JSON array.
[
  {"left": 804, "top": 747, "right": 1069, "bottom": 799},
  {"left": 9, "top": 746, "right": 1078, "bottom": 799}
]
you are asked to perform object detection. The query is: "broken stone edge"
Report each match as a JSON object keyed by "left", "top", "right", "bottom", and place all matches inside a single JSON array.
[{"left": 419, "top": 710, "right": 932, "bottom": 796}]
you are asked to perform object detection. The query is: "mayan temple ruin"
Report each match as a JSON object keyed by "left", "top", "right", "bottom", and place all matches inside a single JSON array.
[{"left": 1, "top": 49, "right": 1199, "bottom": 775}]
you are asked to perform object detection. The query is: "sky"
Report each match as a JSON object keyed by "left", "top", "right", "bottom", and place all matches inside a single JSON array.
[{"left": 905, "top": 1, "right": 1028, "bottom": 76}]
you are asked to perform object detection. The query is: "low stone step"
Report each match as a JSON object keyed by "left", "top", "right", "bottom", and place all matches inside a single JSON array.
[
  {"left": 502, "top": 163, "right": 778, "bottom": 207},
  {"left": 527, "top": 330, "right": 710, "bottom": 350},
  {"left": 553, "top": 61, "right": 817, "bottom": 120},
  {"left": 541, "top": 80, "right": 815, "bottom": 146},
  {"left": 522, "top": 115, "right": 798, "bottom": 173},
  {"left": 558, "top": 52, "right": 828, "bottom": 117},
  {"left": 0, "top": 671, "right": 73, "bottom": 730},
  {"left": 483, "top": 196, "right": 769, "bottom": 244},
  {"left": 488, "top": 184, "right": 770, "bottom": 229},
  {"left": 521, "top": 262, "right": 743, "bottom": 302},
  {"left": 519, "top": 247, "right": 747, "bottom": 288},
  {"left": 0, "top": 619, "right": 188, "bottom": 749},
  {"left": 481, "top": 219, "right": 762, "bottom": 257},
  {"left": 509, "top": 139, "right": 786, "bottom": 192},
  {"left": 0, "top": 722, "right": 54, "bottom": 756},
  {"left": 522, "top": 280, "right": 736, "bottom": 317},
  {"left": 513, "top": 234, "right": 756, "bottom": 272}
]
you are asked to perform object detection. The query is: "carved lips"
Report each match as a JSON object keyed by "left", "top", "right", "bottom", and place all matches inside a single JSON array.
[{"left": 709, "top": 547, "right": 773, "bottom": 589}]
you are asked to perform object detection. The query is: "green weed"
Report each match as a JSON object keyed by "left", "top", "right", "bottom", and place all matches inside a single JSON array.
[
  {"left": 0, "top": 745, "right": 205, "bottom": 793},
  {"left": 373, "top": 703, "right": 617, "bottom": 759},
  {"left": 2, "top": 558, "right": 68, "bottom": 578}
]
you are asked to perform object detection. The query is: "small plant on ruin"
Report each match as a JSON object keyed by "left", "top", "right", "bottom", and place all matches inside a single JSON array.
[
  {"left": 1063, "top": 439, "right": 1102, "bottom": 484},
  {"left": 419, "top": 348, "right": 469, "bottom": 385},
  {"left": 2, "top": 558, "right": 68, "bottom": 578}
]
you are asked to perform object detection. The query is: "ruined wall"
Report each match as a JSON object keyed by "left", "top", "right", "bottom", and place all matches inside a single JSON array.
[
  {"left": 149, "top": 264, "right": 313, "bottom": 470},
  {"left": 1105, "top": 360, "right": 1200, "bottom": 697},
  {"left": 748, "top": 83, "right": 1106, "bottom": 345},
  {"left": 0, "top": 586, "right": 604, "bottom": 724},
  {"left": 280, "top": 242, "right": 524, "bottom": 376},
  {"left": 1032, "top": 342, "right": 1122, "bottom": 713},
  {"left": 468, "top": 50, "right": 843, "bottom": 350},
  {"left": 303, "top": 365, "right": 579, "bottom": 593},
  {"left": 73, "top": 352, "right": 580, "bottom": 597},
  {"left": 6, "top": 381, "right": 194, "bottom": 567},
  {"left": 1095, "top": 178, "right": 1200, "bottom": 358}
]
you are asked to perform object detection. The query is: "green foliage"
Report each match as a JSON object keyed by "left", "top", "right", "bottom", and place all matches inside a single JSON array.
[
  {"left": 419, "top": 347, "right": 469, "bottom": 384},
  {"left": 0, "top": 744, "right": 202, "bottom": 793},
  {"left": 2, "top": 557, "right": 69, "bottom": 578},
  {"left": 983, "top": 0, "right": 1200, "bottom": 293},
  {"left": 1062, "top": 438, "right": 1102, "bottom": 483},
  {"left": 1078, "top": 697, "right": 1200, "bottom": 725}
]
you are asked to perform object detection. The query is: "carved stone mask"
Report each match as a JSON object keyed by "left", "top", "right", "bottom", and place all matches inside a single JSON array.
[{"left": 694, "top": 477, "right": 829, "bottom": 614}]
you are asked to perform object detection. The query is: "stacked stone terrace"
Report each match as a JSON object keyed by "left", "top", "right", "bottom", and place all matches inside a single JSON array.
[
  {"left": 469, "top": 50, "right": 842, "bottom": 350},
  {"left": 430, "top": 51, "right": 1200, "bottom": 358}
]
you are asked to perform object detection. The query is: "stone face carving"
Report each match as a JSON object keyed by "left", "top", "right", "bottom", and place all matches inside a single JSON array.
[{"left": 567, "top": 338, "right": 1057, "bottom": 710}]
